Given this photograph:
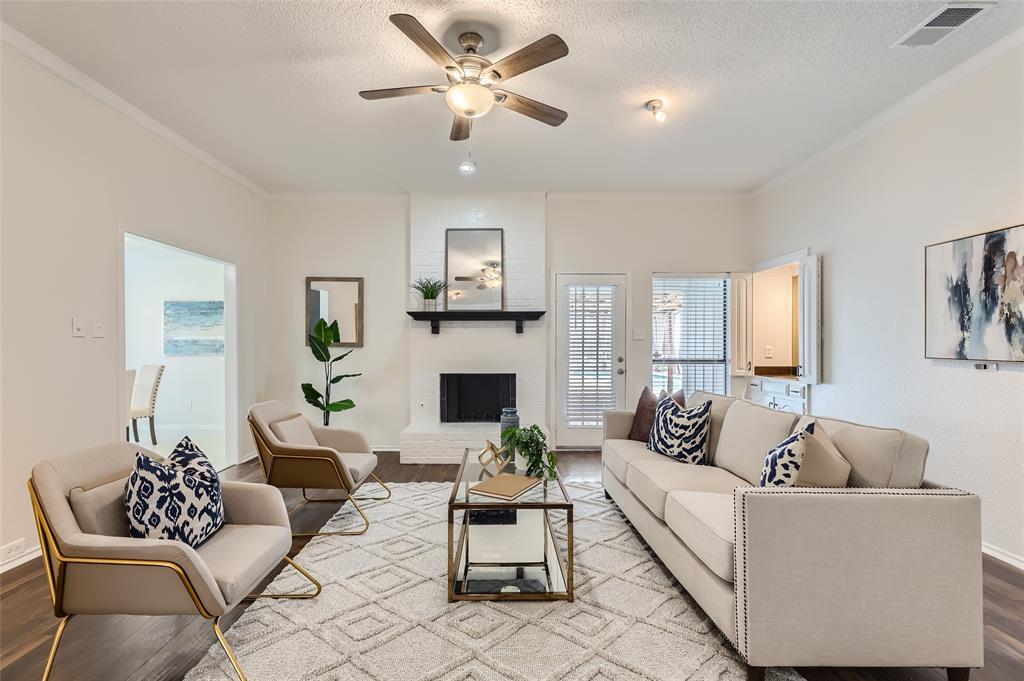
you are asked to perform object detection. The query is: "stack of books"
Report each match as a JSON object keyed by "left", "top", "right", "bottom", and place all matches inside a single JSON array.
[{"left": 469, "top": 473, "right": 541, "bottom": 501}]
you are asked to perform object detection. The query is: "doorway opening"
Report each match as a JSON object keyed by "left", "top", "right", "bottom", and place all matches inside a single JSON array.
[{"left": 122, "top": 234, "right": 237, "bottom": 470}]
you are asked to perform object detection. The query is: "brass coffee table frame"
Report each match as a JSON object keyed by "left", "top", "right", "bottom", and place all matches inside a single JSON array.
[{"left": 447, "top": 448, "right": 574, "bottom": 602}]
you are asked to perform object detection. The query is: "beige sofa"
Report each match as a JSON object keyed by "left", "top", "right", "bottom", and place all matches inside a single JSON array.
[{"left": 602, "top": 391, "right": 983, "bottom": 681}]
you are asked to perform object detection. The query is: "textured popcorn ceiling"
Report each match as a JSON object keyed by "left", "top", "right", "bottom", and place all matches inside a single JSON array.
[{"left": 3, "top": 1, "right": 1022, "bottom": 194}]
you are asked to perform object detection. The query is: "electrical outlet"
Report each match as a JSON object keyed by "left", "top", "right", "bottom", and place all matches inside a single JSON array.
[
  {"left": 2, "top": 538, "right": 26, "bottom": 563},
  {"left": 185, "top": 401, "right": 193, "bottom": 411}
]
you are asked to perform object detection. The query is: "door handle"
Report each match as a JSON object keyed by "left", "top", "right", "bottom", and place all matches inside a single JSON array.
[
  {"left": 617, "top": 368, "right": 625, "bottom": 375},
  {"left": 617, "top": 356, "right": 624, "bottom": 363}
]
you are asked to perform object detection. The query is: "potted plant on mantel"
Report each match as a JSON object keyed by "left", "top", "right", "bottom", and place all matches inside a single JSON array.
[
  {"left": 501, "top": 424, "right": 558, "bottom": 479},
  {"left": 411, "top": 277, "right": 446, "bottom": 311},
  {"left": 301, "top": 318, "right": 362, "bottom": 426}
]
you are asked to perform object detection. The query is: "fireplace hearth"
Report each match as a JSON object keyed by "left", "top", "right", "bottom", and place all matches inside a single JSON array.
[{"left": 439, "top": 373, "right": 516, "bottom": 423}]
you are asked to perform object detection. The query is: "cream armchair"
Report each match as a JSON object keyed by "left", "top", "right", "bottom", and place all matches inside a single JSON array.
[
  {"left": 248, "top": 400, "right": 391, "bottom": 537},
  {"left": 29, "top": 441, "right": 321, "bottom": 681}
]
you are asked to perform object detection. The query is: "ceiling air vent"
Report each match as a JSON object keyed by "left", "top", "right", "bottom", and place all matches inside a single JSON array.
[{"left": 894, "top": 3, "right": 992, "bottom": 47}]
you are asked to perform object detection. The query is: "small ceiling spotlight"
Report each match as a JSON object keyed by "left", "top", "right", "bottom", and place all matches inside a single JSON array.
[{"left": 643, "top": 99, "right": 666, "bottom": 122}]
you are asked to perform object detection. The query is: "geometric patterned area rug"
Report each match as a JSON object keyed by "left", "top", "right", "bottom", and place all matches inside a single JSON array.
[{"left": 184, "top": 482, "right": 802, "bottom": 681}]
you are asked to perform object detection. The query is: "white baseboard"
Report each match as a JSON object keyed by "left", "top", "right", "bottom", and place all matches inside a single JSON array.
[
  {"left": 983, "top": 542, "right": 1024, "bottom": 571},
  {"left": 399, "top": 452, "right": 465, "bottom": 464},
  {"left": 1, "top": 545, "right": 42, "bottom": 573},
  {"left": 237, "top": 450, "right": 259, "bottom": 464}
]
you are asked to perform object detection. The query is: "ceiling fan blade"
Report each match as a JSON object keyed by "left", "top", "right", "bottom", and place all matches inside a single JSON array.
[
  {"left": 450, "top": 115, "right": 472, "bottom": 141},
  {"left": 390, "top": 14, "right": 461, "bottom": 73},
  {"left": 493, "top": 90, "right": 568, "bottom": 126},
  {"left": 454, "top": 276, "right": 477, "bottom": 281},
  {"left": 358, "top": 85, "right": 446, "bottom": 100},
  {"left": 483, "top": 34, "right": 568, "bottom": 83}
]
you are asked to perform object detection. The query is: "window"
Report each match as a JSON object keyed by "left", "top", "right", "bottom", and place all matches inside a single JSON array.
[
  {"left": 565, "top": 284, "right": 616, "bottom": 427},
  {"left": 651, "top": 275, "right": 729, "bottom": 396}
]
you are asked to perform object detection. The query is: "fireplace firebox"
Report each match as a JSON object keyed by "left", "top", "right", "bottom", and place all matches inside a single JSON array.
[{"left": 439, "top": 373, "right": 516, "bottom": 423}]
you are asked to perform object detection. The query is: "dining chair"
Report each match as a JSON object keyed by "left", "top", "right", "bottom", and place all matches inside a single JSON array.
[
  {"left": 130, "top": 364, "right": 164, "bottom": 444},
  {"left": 123, "top": 368, "right": 136, "bottom": 442}
]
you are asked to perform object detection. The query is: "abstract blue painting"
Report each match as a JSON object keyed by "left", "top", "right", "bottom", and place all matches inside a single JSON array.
[
  {"left": 163, "top": 300, "right": 225, "bottom": 356},
  {"left": 926, "top": 224, "right": 1024, "bottom": 361}
]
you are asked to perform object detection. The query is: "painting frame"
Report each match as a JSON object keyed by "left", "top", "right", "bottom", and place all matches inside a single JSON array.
[{"left": 924, "top": 223, "right": 1024, "bottom": 362}]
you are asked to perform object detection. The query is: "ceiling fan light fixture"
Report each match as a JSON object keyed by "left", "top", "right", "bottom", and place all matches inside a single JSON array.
[
  {"left": 458, "top": 158, "right": 477, "bottom": 175},
  {"left": 445, "top": 83, "right": 495, "bottom": 118}
]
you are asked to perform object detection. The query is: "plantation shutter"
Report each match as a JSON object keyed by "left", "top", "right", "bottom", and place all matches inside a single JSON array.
[
  {"left": 651, "top": 276, "right": 729, "bottom": 396},
  {"left": 565, "top": 284, "right": 617, "bottom": 427}
]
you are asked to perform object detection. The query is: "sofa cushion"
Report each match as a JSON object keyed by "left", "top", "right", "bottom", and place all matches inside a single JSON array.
[
  {"left": 796, "top": 420, "right": 851, "bottom": 487},
  {"left": 648, "top": 399, "right": 712, "bottom": 464},
  {"left": 602, "top": 438, "right": 665, "bottom": 484},
  {"left": 794, "top": 415, "right": 928, "bottom": 488},
  {"left": 759, "top": 422, "right": 814, "bottom": 487},
  {"left": 626, "top": 459, "right": 747, "bottom": 519},
  {"left": 688, "top": 391, "right": 736, "bottom": 464},
  {"left": 70, "top": 478, "right": 131, "bottom": 537},
  {"left": 271, "top": 415, "right": 319, "bottom": 447},
  {"left": 714, "top": 400, "right": 798, "bottom": 485},
  {"left": 665, "top": 490, "right": 735, "bottom": 582},
  {"left": 196, "top": 523, "right": 291, "bottom": 604}
]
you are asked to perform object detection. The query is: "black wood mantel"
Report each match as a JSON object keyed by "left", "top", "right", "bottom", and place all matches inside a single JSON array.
[{"left": 406, "top": 310, "right": 546, "bottom": 334}]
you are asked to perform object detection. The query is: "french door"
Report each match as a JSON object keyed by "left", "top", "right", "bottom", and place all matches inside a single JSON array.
[{"left": 554, "top": 274, "right": 628, "bottom": 448}]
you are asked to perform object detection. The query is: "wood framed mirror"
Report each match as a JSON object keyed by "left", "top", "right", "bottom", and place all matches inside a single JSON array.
[
  {"left": 305, "top": 277, "right": 363, "bottom": 347},
  {"left": 445, "top": 228, "right": 505, "bottom": 310}
]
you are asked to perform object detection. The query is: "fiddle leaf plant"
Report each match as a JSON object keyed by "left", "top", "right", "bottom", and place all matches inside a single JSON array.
[
  {"left": 301, "top": 317, "right": 361, "bottom": 426},
  {"left": 500, "top": 424, "right": 558, "bottom": 480}
]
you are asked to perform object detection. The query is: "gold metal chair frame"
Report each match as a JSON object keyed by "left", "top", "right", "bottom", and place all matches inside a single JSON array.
[
  {"left": 247, "top": 416, "right": 392, "bottom": 538},
  {"left": 28, "top": 480, "right": 322, "bottom": 681}
]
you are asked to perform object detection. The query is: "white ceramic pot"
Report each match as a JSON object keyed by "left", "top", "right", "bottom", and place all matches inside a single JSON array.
[{"left": 423, "top": 298, "right": 438, "bottom": 311}]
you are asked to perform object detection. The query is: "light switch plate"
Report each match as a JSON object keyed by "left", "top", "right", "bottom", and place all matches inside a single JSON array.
[
  {"left": 764, "top": 345, "right": 774, "bottom": 359},
  {"left": 92, "top": 319, "right": 105, "bottom": 338},
  {"left": 72, "top": 316, "right": 87, "bottom": 337},
  {"left": 632, "top": 329, "right": 646, "bottom": 341}
]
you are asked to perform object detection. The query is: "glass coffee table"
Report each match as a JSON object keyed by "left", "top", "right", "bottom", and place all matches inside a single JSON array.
[{"left": 447, "top": 447, "right": 574, "bottom": 601}]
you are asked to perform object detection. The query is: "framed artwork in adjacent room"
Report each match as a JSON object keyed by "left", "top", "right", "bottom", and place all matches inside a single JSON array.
[{"left": 925, "top": 223, "right": 1023, "bottom": 361}]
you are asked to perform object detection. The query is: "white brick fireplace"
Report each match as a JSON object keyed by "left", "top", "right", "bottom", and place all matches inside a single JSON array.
[{"left": 400, "top": 193, "right": 548, "bottom": 463}]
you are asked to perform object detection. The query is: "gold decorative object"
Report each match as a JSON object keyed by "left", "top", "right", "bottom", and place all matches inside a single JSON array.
[{"left": 476, "top": 439, "right": 510, "bottom": 471}]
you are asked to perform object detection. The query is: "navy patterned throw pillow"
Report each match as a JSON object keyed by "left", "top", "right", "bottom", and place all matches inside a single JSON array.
[
  {"left": 124, "top": 437, "right": 224, "bottom": 547},
  {"left": 647, "top": 399, "right": 712, "bottom": 464},
  {"left": 759, "top": 422, "right": 815, "bottom": 487}
]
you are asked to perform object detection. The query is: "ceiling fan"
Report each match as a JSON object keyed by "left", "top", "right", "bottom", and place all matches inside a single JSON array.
[
  {"left": 359, "top": 14, "right": 569, "bottom": 141},
  {"left": 455, "top": 262, "right": 503, "bottom": 289}
]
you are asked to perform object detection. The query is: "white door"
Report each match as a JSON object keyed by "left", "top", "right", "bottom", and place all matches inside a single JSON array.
[{"left": 554, "top": 274, "right": 628, "bottom": 448}]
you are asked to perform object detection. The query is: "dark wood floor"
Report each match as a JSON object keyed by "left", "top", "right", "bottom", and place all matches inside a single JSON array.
[{"left": 1, "top": 452, "right": 1021, "bottom": 681}]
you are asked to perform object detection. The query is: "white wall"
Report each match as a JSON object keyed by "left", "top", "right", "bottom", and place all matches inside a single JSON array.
[
  {"left": 751, "top": 36, "right": 1024, "bottom": 564},
  {"left": 547, "top": 195, "right": 753, "bottom": 405},
  {"left": 124, "top": 235, "right": 226, "bottom": 455},
  {"left": 1, "top": 44, "right": 269, "bottom": 559},
  {"left": 265, "top": 196, "right": 410, "bottom": 448}
]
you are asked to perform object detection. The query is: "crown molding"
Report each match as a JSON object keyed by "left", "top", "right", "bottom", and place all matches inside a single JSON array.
[
  {"left": 546, "top": 191, "right": 750, "bottom": 202},
  {"left": 754, "top": 26, "right": 1024, "bottom": 196},
  {"left": 267, "top": 192, "right": 410, "bottom": 201},
  {"left": 1, "top": 23, "right": 268, "bottom": 199}
]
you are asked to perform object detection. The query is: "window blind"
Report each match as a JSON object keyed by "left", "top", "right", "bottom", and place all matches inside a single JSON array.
[
  {"left": 565, "top": 284, "right": 616, "bottom": 428},
  {"left": 651, "top": 276, "right": 729, "bottom": 396}
]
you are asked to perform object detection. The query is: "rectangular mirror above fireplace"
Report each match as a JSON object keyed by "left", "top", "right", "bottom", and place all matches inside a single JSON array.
[
  {"left": 305, "top": 277, "right": 363, "bottom": 347},
  {"left": 445, "top": 228, "right": 504, "bottom": 310}
]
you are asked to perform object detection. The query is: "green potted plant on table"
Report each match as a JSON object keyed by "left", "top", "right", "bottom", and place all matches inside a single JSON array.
[
  {"left": 501, "top": 424, "right": 558, "bottom": 479},
  {"left": 301, "top": 318, "right": 362, "bottom": 426},
  {"left": 411, "top": 277, "right": 446, "bottom": 311}
]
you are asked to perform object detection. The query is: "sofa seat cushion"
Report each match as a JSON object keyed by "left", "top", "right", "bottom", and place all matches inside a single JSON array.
[
  {"left": 602, "top": 438, "right": 665, "bottom": 484},
  {"left": 626, "top": 459, "right": 747, "bottom": 519},
  {"left": 714, "top": 400, "right": 799, "bottom": 485},
  {"left": 197, "top": 523, "right": 291, "bottom": 605},
  {"left": 665, "top": 491, "right": 735, "bottom": 582}
]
